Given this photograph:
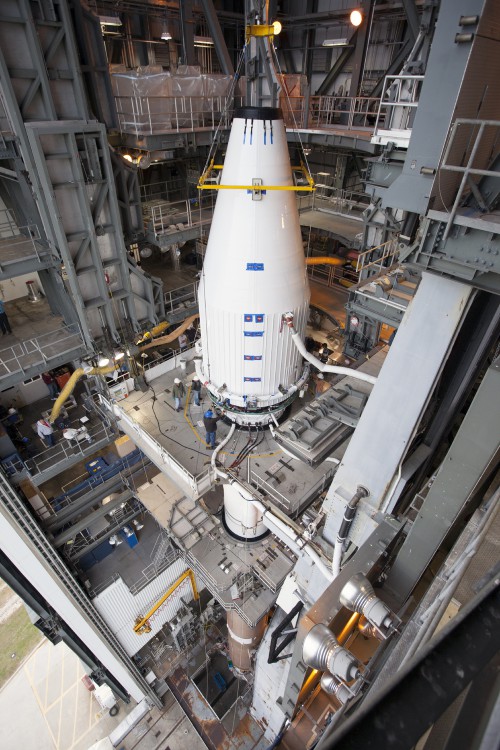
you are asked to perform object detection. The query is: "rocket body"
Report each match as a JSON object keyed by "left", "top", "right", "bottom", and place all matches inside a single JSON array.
[{"left": 197, "top": 106, "right": 310, "bottom": 425}]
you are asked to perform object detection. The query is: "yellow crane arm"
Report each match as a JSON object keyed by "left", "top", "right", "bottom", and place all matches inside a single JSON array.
[{"left": 133, "top": 569, "right": 199, "bottom": 634}]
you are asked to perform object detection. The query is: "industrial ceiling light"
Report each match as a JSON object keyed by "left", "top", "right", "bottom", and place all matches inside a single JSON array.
[
  {"left": 114, "top": 351, "right": 125, "bottom": 361},
  {"left": 99, "top": 15, "right": 122, "bottom": 26},
  {"left": 161, "top": 31, "right": 172, "bottom": 41},
  {"left": 97, "top": 356, "right": 110, "bottom": 367},
  {"left": 122, "top": 153, "right": 133, "bottom": 162},
  {"left": 194, "top": 35, "right": 214, "bottom": 47},
  {"left": 323, "top": 38, "right": 349, "bottom": 47},
  {"left": 350, "top": 9, "right": 363, "bottom": 26}
]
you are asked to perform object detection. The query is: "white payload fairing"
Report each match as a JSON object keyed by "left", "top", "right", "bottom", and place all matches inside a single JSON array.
[{"left": 197, "top": 106, "right": 310, "bottom": 425}]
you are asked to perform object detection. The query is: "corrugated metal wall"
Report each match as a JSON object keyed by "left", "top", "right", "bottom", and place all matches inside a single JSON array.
[{"left": 93, "top": 557, "right": 196, "bottom": 656}]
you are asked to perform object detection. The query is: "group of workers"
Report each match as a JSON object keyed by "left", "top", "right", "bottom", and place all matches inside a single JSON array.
[{"left": 171, "top": 374, "right": 222, "bottom": 449}]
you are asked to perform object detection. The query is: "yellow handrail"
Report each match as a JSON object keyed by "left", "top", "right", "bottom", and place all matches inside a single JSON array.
[{"left": 133, "top": 568, "right": 199, "bottom": 634}]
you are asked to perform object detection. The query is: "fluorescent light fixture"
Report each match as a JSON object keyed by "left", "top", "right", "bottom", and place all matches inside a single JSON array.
[
  {"left": 161, "top": 31, "right": 172, "bottom": 41},
  {"left": 99, "top": 15, "right": 122, "bottom": 26},
  {"left": 323, "top": 38, "right": 349, "bottom": 47},
  {"left": 194, "top": 35, "right": 214, "bottom": 47}
]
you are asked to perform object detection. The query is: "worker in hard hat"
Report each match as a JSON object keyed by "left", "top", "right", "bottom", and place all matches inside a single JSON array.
[
  {"left": 203, "top": 409, "right": 221, "bottom": 449},
  {"left": 191, "top": 375, "right": 202, "bottom": 406},
  {"left": 172, "top": 377, "right": 185, "bottom": 412}
]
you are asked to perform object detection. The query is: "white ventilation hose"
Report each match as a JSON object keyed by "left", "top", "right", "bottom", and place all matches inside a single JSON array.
[{"left": 288, "top": 326, "right": 377, "bottom": 385}]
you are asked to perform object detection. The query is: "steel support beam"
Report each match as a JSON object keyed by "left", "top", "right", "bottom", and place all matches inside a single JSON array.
[
  {"left": 402, "top": 0, "right": 421, "bottom": 40},
  {"left": 387, "top": 355, "right": 500, "bottom": 603},
  {"left": 0, "top": 470, "right": 160, "bottom": 707},
  {"left": 69, "top": 0, "right": 118, "bottom": 128},
  {"left": 316, "top": 34, "right": 358, "bottom": 96},
  {"left": 200, "top": 0, "right": 234, "bottom": 75},
  {"left": 179, "top": 0, "right": 196, "bottom": 67},
  {"left": 349, "top": 0, "right": 373, "bottom": 97}
]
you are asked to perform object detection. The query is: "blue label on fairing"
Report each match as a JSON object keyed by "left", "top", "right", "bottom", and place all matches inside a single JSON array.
[{"left": 246, "top": 263, "right": 264, "bottom": 271}]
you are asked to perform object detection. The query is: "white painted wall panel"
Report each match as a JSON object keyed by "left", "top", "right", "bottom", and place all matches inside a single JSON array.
[{"left": 93, "top": 558, "right": 197, "bottom": 656}]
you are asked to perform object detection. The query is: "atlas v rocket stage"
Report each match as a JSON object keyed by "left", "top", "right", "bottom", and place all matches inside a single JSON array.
[{"left": 197, "top": 106, "right": 310, "bottom": 426}]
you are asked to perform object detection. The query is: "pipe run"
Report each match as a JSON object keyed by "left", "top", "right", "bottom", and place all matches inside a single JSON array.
[
  {"left": 228, "top": 480, "right": 334, "bottom": 582},
  {"left": 283, "top": 315, "right": 377, "bottom": 386},
  {"left": 332, "top": 486, "right": 369, "bottom": 577},
  {"left": 211, "top": 423, "right": 236, "bottom": 479}
]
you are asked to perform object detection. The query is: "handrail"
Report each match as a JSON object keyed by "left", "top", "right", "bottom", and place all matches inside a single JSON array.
[
  {"left": 133, "top": 568, "right": 199, "bottom": 634},
  {"left": 0, "top": 324, "right": 85, "bottom": 379},
  {"left": 356, "top": 237, "right": 400, "bottom": 274},
  {"left": 98, "top": 393, "right": 212, "bottom": 494}
]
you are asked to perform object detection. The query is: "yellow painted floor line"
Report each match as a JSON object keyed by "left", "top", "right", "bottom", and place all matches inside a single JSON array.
[
  {"left": 23, "top": 661, "right": 58, "bottom": 749},
  {"left": 43, "top": 640, "right": 51, "bottom": 710}
]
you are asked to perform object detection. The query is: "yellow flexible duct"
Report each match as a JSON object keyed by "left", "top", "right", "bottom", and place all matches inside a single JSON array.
[
  {"left": 49, "top": 313, "right": 199, "bottom": 421},
  {"left": 306, "top": 256, "right": 345, "bottom": 266},
  {"left": 138, "top": 313, "right": 199, "bottom": 352},
  {"left": 135, "top": 320, "right": 171, "bottom": 345},
  {"left": 49, "top": 363, "right": 118, "bottom": 422}
]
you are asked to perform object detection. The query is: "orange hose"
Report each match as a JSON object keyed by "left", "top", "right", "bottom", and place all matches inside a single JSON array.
[{"left": 306, "top": 256, "right": 345, "bottom": 266}]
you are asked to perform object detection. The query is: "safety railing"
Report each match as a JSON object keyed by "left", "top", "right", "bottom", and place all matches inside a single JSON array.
[
  {"left": 372, "top": 74, "right": 424, "bottom": 147},
  {"left": 115, "top": 94, "right": 244, "bottom": 136},
  {"left": 0, "top": 211, "right": 46, "bottom": 261},
  {"left": 308, "top": 95, "right": 380, "bottom": 131},
  {"left": 98, "top": 393, "right": 213, "bottom": 498},
  {"left": 306, "top": 259, "right": 358, "bottom": 289},
  {"left": 0, "top": 91, "right": 13, "bottom": 135},
  {"left": 25, "top": 419, "right": 116, "bottom": 479},
  {"left": 145, "top": 195, "right": 215, "bottom": 240},
  {"left": 438, "top": 118, "right": 500, "bottom": 242},
  {"left": 140, "top": 179, "right": 187, "bottom": 204},
  {"left": 356, "top": 237, "right": 400, "bottom": 275},
  {"left": 0, "top": 324, "right": 85, "bottom": 379},
  {"left": 164, "top": 282, "right": 198, "bottom": 316},
  {"left": 312, "top": 184, "right": 369, "bottom": 219}
]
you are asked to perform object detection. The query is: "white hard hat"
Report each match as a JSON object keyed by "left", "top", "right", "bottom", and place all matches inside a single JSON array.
[
  {"left": 174, "top": 378, "right": 181, "bottom": 384},
  {"left": 192, "top": 375, "right": 199, "bottom": 381}
]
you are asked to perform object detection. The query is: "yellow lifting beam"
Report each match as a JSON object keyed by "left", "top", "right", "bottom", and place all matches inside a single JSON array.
[
  {"left": 133, "top": 569, "right": 199, "bottom": 635},
  {"left": 197, "top": 160, "right": 315, "bottom": 192},
  {"left": 245, "top": 22, "right": 282, "bottom": 43}
]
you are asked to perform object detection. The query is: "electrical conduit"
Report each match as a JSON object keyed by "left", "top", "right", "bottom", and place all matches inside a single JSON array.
[{"left": 332, "top": 486, "right": 369, "bottom": 577}]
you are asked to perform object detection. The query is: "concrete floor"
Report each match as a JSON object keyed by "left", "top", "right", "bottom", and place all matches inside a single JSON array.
[{"left": 0, "top": 638, "right": 206, "bottom": 750}]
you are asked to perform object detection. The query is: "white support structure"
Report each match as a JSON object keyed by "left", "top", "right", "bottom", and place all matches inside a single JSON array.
[
  {"left": 0, "top": 508, "right": 149, "bottom": 704},
  {"left": 322, "top": 272, "right": 473, "bottom": 549}
]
